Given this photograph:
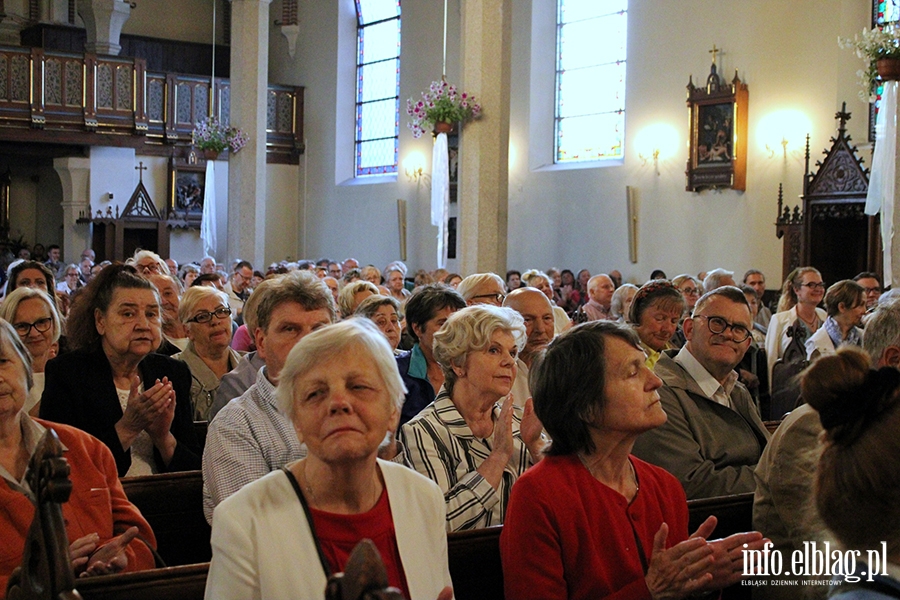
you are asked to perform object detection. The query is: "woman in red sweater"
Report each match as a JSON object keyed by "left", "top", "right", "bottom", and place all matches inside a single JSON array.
[{"left": 500, "top": 321, "right": 766, "bottom": 600}]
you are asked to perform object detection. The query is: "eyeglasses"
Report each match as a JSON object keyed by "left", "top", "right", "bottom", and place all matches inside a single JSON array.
[
  {"left": 799, "top": 282, "right": 826, "bottom": 290},
  {"left": 137, "top": 262, "right": 160, "bottom": 274},
  {"left": 680, "top": 287, "right": 700, "bottom": 296},
  {"left": 863, "top": 286, "right": 883, "bottom": 294},
  {"left": 471, "top": 293, "right": 506, "bottom": 305},
  {"left": 693, "top": 315, "right": 751, "bottom": 343},
  {"left": 13, "top": 317, "right": 53, "bottom": 337},
  {"left": 188, "top": 306, "right": 232, "bottom": 324}
]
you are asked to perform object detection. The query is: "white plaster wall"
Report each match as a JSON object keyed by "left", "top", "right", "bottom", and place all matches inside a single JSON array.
[
  {"left": 278, "top": 0, "right": 869, "bottom": 283},
  {"left": 121, "top": 0, "right": 223, "bottom": 44},
  {"left": 507, "top": 0, "right": 870, "bottom": 285}
]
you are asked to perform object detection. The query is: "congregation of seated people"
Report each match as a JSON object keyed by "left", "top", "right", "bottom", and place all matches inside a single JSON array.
[{"left": 3, "top": 244, "right": 897, "bottom": 600}]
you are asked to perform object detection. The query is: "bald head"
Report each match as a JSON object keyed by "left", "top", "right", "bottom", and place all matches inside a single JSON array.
[
  {"left": 504, "top": 287, "right": 555, "bottom": 366},
  {"left": 588, "top": 274, "right": 615, "bottom": 308}
]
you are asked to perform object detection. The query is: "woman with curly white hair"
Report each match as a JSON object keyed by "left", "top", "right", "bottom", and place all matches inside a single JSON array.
[{"left": 401, "top": 304, "right": 546, "bottom": 531}]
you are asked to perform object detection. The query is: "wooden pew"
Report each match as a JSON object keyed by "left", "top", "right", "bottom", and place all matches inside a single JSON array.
[
  {"left": 77, "top": 563, "right": 209, "bottom": 600},
  {"left": 77, "top": 492, "right": 755, "bottom": 600},
  {"left": 121, "top": 470, "right": 211, "bottom": 567}
]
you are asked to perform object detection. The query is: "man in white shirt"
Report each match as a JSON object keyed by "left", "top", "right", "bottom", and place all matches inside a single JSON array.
[{"left": 632, "top": 286, "right": 770, "bottom": 499}]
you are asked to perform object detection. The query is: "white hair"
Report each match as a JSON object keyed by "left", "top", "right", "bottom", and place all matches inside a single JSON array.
[
  {"left": 457, "top": 273, "right": 505, "bottom": 301},
  {"left": 275, "top": 318, "right": 407, "bottom": 417}
]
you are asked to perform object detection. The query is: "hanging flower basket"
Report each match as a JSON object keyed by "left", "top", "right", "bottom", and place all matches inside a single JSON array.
[
  {"left": 203, "top": 149, "right": 220, "bottom": 161},
  {"left": 433, "top": 121, "right": 455, "bottom": 135},
  {"left": 192, "top": 116, "right": 249, "bottom": 156},
  {"left": 406, "top": 80, "right": 482, "bottom": 138},
  {"left": 839, "top": 25, "right": 900, "bottom": 102}
]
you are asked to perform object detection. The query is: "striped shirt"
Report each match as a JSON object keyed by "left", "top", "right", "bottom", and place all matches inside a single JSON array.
[{"left": 400, "top": 388, "right": 535, "bottom": 532}]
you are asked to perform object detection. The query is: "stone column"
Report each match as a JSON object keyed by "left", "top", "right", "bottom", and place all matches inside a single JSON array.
[
  {"left": 78, "top": 0, "right": 131, "bottom": 56},
  {"left": 227, "top": 0, "right": 270, "bottom": 268},
  {"left": 53, "top": 157, "right": 91, "bottom": 263},
  {"left": 458, "top": 0, "right": 512, "bottom": 276}
]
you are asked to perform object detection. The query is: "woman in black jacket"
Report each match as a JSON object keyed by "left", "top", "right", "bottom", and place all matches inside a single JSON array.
[{"left": 40, "top": 263, "right": 199, "bottom": 477}]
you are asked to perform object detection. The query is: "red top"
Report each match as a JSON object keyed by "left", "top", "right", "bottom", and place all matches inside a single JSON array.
[
  {"left": 309, "top": 488, "right": 410, "bottom": 599},
  {"left": 501, "top": 453, "right": 690, "bottom": 600}
]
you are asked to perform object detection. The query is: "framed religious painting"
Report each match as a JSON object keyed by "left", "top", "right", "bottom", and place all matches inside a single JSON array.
[
  {"left": 685, "top": 61, "right": 748, "bottom": 192},
  {"left": 168, "top": 157, "right": 206, "bottom": 223}
]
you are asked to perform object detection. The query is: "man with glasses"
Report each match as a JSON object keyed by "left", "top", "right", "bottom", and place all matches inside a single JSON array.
[
  {"left": 853, "top": 271, "right": 883, "bottom": 312},
  {"left": 633, "top": 286, "right": 770, "bottom": 499},
  {"left": 457, "top": 272, "right": 507, "bottom": 306},
  {"left": 224, "top": 260, "right": 254, "bottom": 324}
]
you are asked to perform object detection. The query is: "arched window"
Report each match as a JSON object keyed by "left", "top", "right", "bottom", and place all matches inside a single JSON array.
[
  {"left": 555, "top": 0, "right": 627, "bottom": 163},
  {"left": 355, "top": 0, "right": 401, "bottom": 177}
]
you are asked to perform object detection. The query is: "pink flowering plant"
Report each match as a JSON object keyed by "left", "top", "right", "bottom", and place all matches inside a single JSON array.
[
  {"left": 192, "top": 116, "right": 249, "bottom": 154},
  {"left": 406, "top": 80, "right": 482, "bottom": 138}
]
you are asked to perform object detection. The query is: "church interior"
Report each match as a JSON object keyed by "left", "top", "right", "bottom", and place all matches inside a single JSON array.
[{"left": 0, "top": 0, "right": 874, "bottom": 284}]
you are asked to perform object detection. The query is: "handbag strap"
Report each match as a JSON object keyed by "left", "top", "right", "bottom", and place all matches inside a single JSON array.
[{"left": 282, "top": 465, "right": 332, "bottom": 577}]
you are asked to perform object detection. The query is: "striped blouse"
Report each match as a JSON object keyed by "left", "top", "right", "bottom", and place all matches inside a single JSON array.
[{"left": 400, "top": 388, "right": 535, "bottom": 532}]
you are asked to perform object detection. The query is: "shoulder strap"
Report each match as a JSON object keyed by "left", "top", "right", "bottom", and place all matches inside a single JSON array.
[{"left": 281, "top": 466, "right": 332, "bottom": 577}]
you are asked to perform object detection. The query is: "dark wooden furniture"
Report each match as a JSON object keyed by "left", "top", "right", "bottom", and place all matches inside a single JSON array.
[
  {"left": 76, "top": 492, "right": 756, "bottom": 600},
  {"left": 120, "top": 471, "right": 211, "bottom": 567},
  {"left": 0, "top": 46, "right": 303, "bottom": 164},
  {"left": 776, "top": 103, "right": 878, "bottom": 284}
]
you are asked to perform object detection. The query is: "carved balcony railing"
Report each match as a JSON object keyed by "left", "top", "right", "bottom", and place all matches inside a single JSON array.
[{"left": 0, "top": 46, "right": 304, "bottom": 163}]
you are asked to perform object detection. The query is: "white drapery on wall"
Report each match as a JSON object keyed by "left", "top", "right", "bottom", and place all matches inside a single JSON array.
[
  {"left": 431, "top": 132, "right": 450, "bottom": 268},
  {"left": 201, "top": 160, "right": 217, "bottom": 257},
  {"left": 866, "top": 81, "right": 898, "bottom": 287}
]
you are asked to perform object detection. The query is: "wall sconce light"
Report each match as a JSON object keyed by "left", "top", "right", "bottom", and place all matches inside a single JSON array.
[
  {"left": 403, "top": 152, "right": 427, "bottom": 182},
  {"left": 758, "top": 109, "right": 811, "bottom": 161},
  {"left": 635, "top": 123, "right": 679, "bottom": 176},
  {"left": 639, "top": 148, "right": 661, "bottom": 175}
]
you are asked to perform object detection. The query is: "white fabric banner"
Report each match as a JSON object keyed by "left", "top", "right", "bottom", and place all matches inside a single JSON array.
[
  {"left": 431, "top": 132, "right": 450, "bottom": 268},
  {"left": 865, "top": 81, "right": 898, "bottom": 287},
  {"left": 201, "top": 159, "right": 217, "bottom": 258}
]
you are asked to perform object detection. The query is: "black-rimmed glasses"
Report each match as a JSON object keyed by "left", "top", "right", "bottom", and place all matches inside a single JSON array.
[
  {"left": 188, "top": 307, "right": 232, "bottom": 324},
  {"left": 799, "top": 282, "right": 826, "bottom": 290},
  {"left": 693, "top": 315, "right": 751, "bottom": 343},
  {"left": 13, "top": 317, "right": 53, "bottom": 337},
  {"left": 471, "top": 293, "right": 506, "bottom": 304}
]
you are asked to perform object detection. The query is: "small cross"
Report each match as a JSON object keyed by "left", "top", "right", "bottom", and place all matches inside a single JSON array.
[
  {"left": 135, "top": 161, "right": 147, "bottom": 182},
  {"left": 709, "top": 45, "right": 720, "bottom": 66}
]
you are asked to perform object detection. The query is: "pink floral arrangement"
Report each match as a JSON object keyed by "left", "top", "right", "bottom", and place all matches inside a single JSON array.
[
  {"left": 406, "top": 80, "right": 482, "bottom": 138},
  {"left": 192, "top": 116, "right": 249, "bottom": 154}
]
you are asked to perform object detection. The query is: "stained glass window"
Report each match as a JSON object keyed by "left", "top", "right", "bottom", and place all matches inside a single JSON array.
[
  {"left": 355, "top": 0, "right": 401, "bottom": 176},
  {"left": 871, "top": 0, "right": 899, "bottom": 140},
  {"left": 555, "top": 0, "right": 627, "bottom": 163}
]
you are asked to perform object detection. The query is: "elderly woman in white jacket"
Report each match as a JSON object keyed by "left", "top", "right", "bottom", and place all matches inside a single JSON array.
[
  {"left": 805, "top": 280, "right": 866, "bottom": 361},
  {"left": 205, "top": 319, "right": 453, "bottom": 600}
]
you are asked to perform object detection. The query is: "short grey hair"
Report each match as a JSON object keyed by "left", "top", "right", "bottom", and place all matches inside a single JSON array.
[
  {"left": 275, "top": 318, "right": 407, "bottom": 417},
  {"left": 457, "top": 273, "right": 505, "bottom": 301},
  {"left": 338, "top": 280, "right": 380, "bottom": 318},
  {"left": 863, "top": 299, "right": 900, "bottom": 367},
  {"left": 672, "top": 273, "right": 701, "bottom": 289},
  {"left": 179, "top": 285, "right": 230, "bottom": 325},
  {"left": 432, "top": 305, "right": 526, "bottom": 394},
  {"left": 354, "top": 294, "right": 401, "bottom": 319},
  {"left": 610, "top": 283, "right": 638, "bottom": 320},
  {"left": 127, "top": 249, "right": 171, "bottom": 276},
  {"left": 703, "top": 268, "right": 735, "bottom": 293},
  {"left": 0, "top": 287, "right": 62, "bottom": 345},
  {"left": 258, "top": 270, "right": 337, "bottom": 332}
]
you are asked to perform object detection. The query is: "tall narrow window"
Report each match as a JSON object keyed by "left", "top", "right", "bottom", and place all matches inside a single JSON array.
[
  {"left": 355, "top": 0, "right": 401, "bottom": 177},
  {"left": 555, "top": 0, "right": 627, "bottom": 163},
  {"left": 871, "top": 0, "right": 900, "bottom": 140}
]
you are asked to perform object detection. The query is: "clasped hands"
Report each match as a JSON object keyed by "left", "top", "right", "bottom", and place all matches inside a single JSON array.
[
  {"left": 120, "top": 376, "right": 176, "bottom": 442},
  {"left": 69, "top": 526, "right": 140, "bottom": 577},
  {"left": 646, "top": 516, "right": 768, "bottom": 600}
]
